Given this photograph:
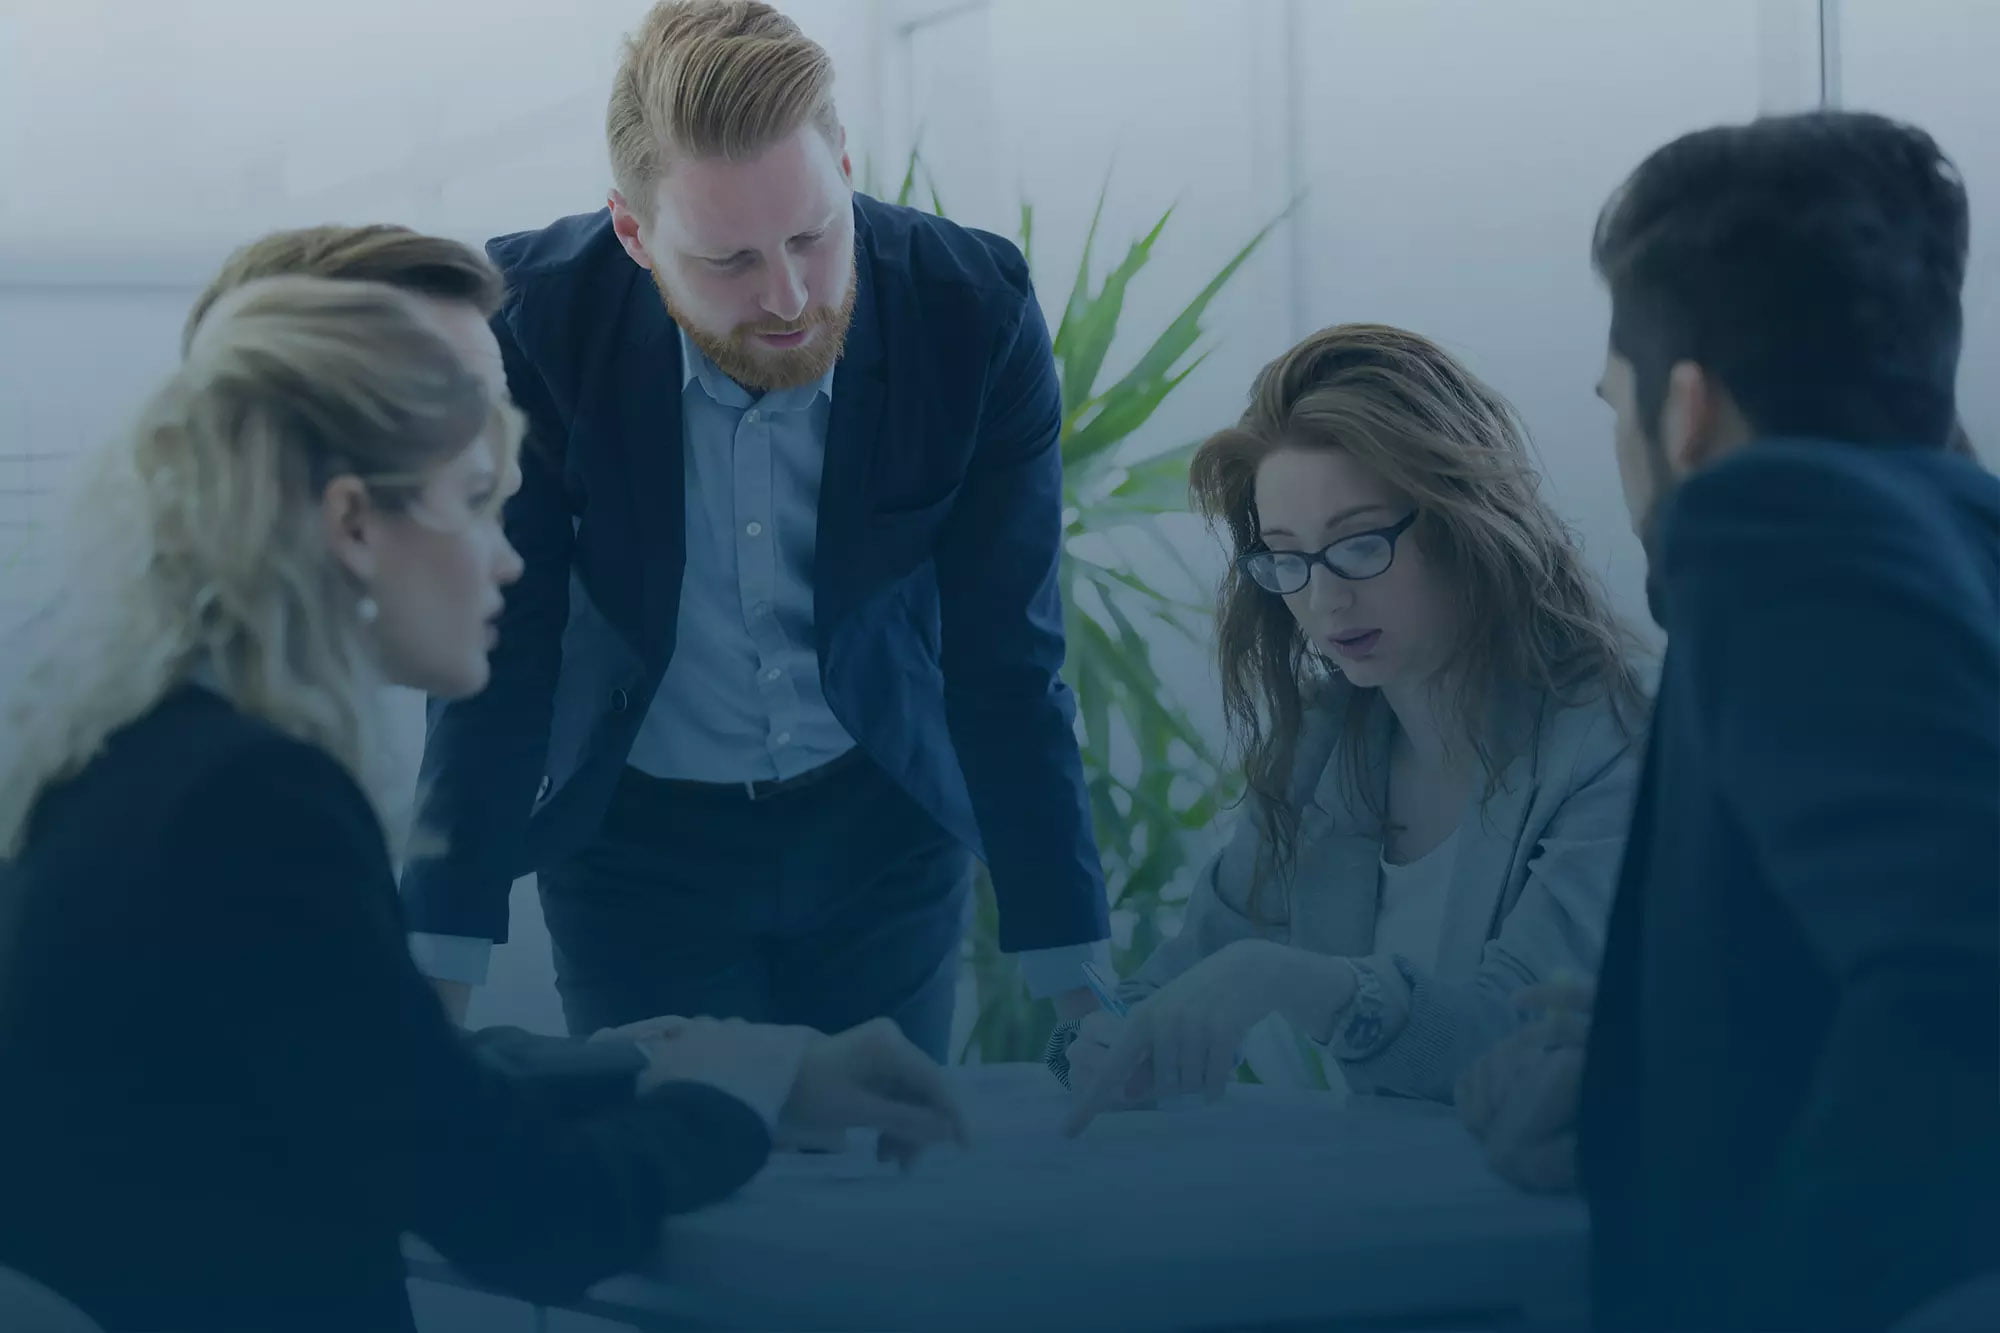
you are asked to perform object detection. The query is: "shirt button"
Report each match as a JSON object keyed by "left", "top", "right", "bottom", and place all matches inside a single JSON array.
[
  {"left": 745, "top": 410, "right": 760, "bottom": 424},
  {"left": 609, "top": 688, "right": 629, "bottom": 712},
  {"left": 774, "top": 732, "right": 792, "bottom": 747},
  {"left": 745, "top": 521, "right": 764, "bottom": 537},
  {"left": 763, "top": 667, "right": 782, "bottom": 682}
]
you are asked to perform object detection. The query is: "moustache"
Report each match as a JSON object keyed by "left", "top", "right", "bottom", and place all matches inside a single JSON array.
[{"left": 738, "top": 309, "right": 838, "bottom": 338}]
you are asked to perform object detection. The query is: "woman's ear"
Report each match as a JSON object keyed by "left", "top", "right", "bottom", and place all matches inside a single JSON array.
[{"left": 319, "top": 475, "right": 379, "bottom": 586}]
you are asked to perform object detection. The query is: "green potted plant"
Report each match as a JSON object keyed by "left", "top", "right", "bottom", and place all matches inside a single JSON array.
[{"left": 868, "top": 149, "right": 1285, "bottom": 1061}]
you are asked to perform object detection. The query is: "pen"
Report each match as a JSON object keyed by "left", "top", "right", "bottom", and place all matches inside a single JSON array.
[
  {"left": 1079, "top": 960, "right": 1129, "bottom": 1017},
  {"left": 1077, "top": 960, "right": 1220, "bottom": 1109}
]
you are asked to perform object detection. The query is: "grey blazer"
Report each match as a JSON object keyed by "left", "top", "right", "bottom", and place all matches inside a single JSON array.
[{"left": 1121, "top": 681, "right": 1643, "bottom": 1103}]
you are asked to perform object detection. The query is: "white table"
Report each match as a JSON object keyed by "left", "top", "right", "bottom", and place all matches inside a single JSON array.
[{"left": 411, "top": 1063, "right": 1589, "bottom": 1331}]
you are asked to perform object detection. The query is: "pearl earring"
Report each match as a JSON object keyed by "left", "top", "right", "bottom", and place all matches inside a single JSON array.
[{"left": 357, "top": 595, "right": 379, "bottom": 625}]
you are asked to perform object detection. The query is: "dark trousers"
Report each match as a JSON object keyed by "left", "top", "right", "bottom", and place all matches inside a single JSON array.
[{"left": 536, "top": 751, "right": 972, "bottom": 1062}]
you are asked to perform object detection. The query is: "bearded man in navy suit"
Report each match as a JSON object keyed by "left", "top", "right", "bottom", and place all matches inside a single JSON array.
[{"left": 401, "top": 0, "right": 1110, "bottom": 1056}]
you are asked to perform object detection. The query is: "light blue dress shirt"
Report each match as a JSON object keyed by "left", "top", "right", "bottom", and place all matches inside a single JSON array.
[
  {"left": 409, "top": 325, "right": 1105, "bottom": 999},
  {"left": 625, "top": 327, "right": 855, "bottom": 781}
]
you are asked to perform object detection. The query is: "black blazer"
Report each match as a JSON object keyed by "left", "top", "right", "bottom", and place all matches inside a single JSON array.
[
  {"left": 0, "top": 685, "right": 774, "bottom": 1332},
  {"left": 1579, "top": 440, "right": 2000, "bottom": 1331}
]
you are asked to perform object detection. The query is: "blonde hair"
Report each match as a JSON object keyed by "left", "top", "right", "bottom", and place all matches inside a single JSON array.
[
  {"left": 0, "top": 275, "right": 521, "bottom": 859},
  {"left": 607, "top": 0, "right": 840, "bottom": 219},
  {"left": 1190, "top": 324, "right": 1647, "bottom": 907}
]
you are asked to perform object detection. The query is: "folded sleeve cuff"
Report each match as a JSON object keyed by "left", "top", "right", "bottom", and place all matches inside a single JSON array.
[
  {"left": 407, "top": 931, "right": 494, "bottom": 986},
  {"left": 1305, "top": 956, "right": 1413, "bottom": 1062},
  {"left": 1014, "top": 939, "right": 1112, "bottom": 999}
]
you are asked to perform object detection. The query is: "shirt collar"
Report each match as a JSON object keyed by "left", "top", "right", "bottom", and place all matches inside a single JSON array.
[
  {"left": 185, "top": 654, "right": 223, "bottom": 694},
  {"left": 676, "top": 321, "right": 834, "bottom": 414}
]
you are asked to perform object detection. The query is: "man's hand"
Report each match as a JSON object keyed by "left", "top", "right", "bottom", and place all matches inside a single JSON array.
[
  {"left": 430, "top": 978, "right": 472, "bottom": 1026},
  {"left": 1063, "top": 1009, "right": 1149, "bottom": 1107},
  {"left": 781, "top": 1018, "right": 971, "bottom": 1169},
  {"left": 1456, "top": 983, "right": 1594, "bottom": 1194},
  {"left": 590, "top": 1014, "right": 841, "bottom": 1148},
  {"left": 1050, "top": 985, "right": 1098, "bottom": 1023},
  {"left": 623, "top": 1016, "right": 804, "bottom": 1122},
  {"left": 610, "top": 1014, "right": 969, "bottom": 1169}
]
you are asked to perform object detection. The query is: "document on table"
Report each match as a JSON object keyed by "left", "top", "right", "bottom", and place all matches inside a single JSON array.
[{"left": 756, "top": 1079, "right": 1351, "bottom": 1189}]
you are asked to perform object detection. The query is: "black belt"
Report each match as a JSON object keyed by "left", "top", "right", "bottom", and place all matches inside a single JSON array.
[{"left": 625, "top": 746, "right": 866, "bottom": 803}]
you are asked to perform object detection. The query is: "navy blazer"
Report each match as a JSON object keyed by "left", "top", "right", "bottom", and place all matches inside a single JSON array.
[
  {"left": 401, "top": 196, "right": 1109, "bottom": 957},
  {"left": 1579, "top": 440, "right": 2000, "bottom": 1331}
]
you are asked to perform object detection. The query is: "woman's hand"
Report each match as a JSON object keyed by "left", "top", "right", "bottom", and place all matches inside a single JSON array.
[
  {"left": 780, "top": 1017, "right": 970, "bottom": 1169},
  {"left": 1063, "top": 940, "right": 1323, "bottom": 1135}
]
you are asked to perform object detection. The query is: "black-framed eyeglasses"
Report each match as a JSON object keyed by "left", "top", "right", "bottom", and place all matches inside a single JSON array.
[{"left": 1238, "top": 511, "right": 1418, "bottom": 595}]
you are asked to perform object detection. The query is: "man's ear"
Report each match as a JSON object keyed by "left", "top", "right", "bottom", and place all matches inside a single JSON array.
[
  {"left": 320, "top": 475, "right": 379, "bottom": 587},
  {"left": 607, "top": 190, "right": 656, "bottom": 271},
  {"left": 1658, "top": 361, "right": 1735, "bottom": 475}
]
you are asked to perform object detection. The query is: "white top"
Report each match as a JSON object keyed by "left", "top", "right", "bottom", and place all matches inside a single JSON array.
[
  {"left": 1370, "top": 824, "right": 1462, "bottom": 975},
  {"left": 1245, "top": 824, "right": 1464, "bottom": 1096}
]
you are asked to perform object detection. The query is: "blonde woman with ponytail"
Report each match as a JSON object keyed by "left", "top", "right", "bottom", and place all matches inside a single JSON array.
[
  {"left": 0, "top": 274, "right": 507, "bottom": 866},
  {"left": 0, "top": 272, "right": 962, "bottom": 1333}
]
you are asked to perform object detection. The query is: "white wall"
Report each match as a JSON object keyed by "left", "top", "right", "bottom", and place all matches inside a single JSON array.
[
  {"left": 0, "top": 0, "right": 880, "bottom": 624},
  {"left": 1836, "top": 0, "right": 2000, "bottom": 462},
  {"left": 0, "top": 0, "right": 881, "bottom": 266},
  {"left": 890, "top": 0, "right": 1297, "bottom": 462},
  {"left": 20, "top": 1, "right": 1963, "bottom": 637},
  {"left": 1, "top": 0, "right": 1989, "bottom": 1035},
  {"left": 878, "top": 0, "right": 1828, "bottom": 671},
  {"left": 866, "top": 0, "right": 1301, "bottom": 743},
  {"left": 1293, "top": 0, "right": 1779, "bottom": 645}
]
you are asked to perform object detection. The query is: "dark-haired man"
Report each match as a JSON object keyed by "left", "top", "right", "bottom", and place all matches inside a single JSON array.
[{"left": 1463, "top": 110, "right": 1999, "bottom": 1331}]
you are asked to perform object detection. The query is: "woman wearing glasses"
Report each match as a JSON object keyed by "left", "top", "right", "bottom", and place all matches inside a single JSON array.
[{"left": 1056, "top": 324, "right": 1648, "bottom": 1128}]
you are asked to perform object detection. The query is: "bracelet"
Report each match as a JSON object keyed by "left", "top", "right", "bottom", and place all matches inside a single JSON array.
[{"left": 1042, "top": 1018, "right": 1083, "bottom": 1090}]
